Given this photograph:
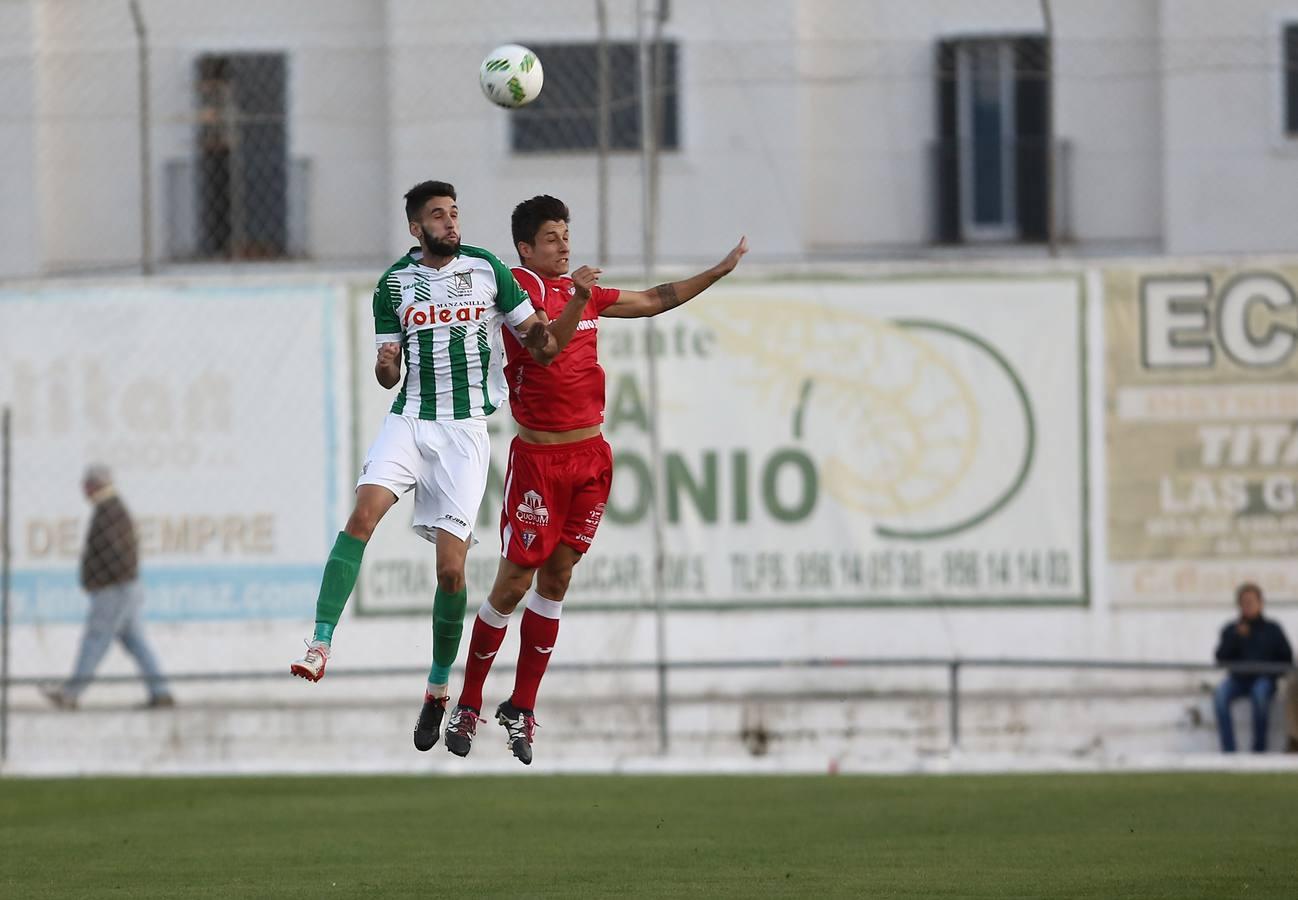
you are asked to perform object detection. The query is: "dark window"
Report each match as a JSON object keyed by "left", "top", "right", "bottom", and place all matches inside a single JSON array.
[
  {"left": 195, "top": 53, "right": 289, "bottom": 259},
  {"left": 934, "top": 37, "right": 1050, "bottom": 244},
  {"left": 1285, "top": 25, "right": 1298, "bottom": 135},
  {"left": 511, "top": 41, "right": 679, "bottom": 154}
]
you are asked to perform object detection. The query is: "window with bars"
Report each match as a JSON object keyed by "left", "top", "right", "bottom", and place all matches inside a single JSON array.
[
  {"left": 193, "top": 53, "right": 290, "bottom": 259},
  {"left": 934, "top": 36, "right": 1050, "bottom": 244},
  {"left": 510, "top": 41, "right": 679, "bottom": 154}
]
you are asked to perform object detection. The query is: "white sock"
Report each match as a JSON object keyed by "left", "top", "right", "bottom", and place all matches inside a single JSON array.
[
  {"left": 524, "top": 589, "right": 562, "bottom": 619},
  {"left": 478, "top": 600, "right": 512, "bottom": 629}
]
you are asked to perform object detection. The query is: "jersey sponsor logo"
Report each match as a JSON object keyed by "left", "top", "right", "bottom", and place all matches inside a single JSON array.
[
  {"left": 576, "top": 319, "right": 598, "bottom": 332},
  {"left": 515, "top": 491, "right": 550, "bottom": 526},
  {"left": 448, "top": 271, "right": 474, "bottom": 298},
  {"left": 403, "top": 303, "right": 487, "bottom": 327},
  {"left": 574, "top": 533, "right": 593, "bottom": 544},
  {"left": 440, "top": 514, "right": 469, "bottom": 528},
  {"left": 533, "top": 646, "right": 555, "bottom": 655},
  {"left": 473, "top": 649, "right": 498, "bottom": 660}
]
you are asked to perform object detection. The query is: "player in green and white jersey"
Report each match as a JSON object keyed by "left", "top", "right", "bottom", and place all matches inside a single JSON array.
[{"left": 291, "top": 181, "right": 591, "bottom": 752}]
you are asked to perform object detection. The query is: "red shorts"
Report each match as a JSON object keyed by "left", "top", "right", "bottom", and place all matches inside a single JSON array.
[{"left": 500, "top": 434, "right": 614, "bottom": 568}]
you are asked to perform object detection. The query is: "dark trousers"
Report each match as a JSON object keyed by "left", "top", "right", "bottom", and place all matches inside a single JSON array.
[{"left": 1213, "top": 675, "right": 1277, "bottom": 753}]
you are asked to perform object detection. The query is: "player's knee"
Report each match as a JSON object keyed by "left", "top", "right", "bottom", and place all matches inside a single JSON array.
[
  {"left": 435, "top": 561, "right": 466, "bottom": 594},
  {"left": 488, "top": 580, "right": 529, "bottom": 616},
  {"left": 536, "top": 568, "right": 573, "bottom": 601}
]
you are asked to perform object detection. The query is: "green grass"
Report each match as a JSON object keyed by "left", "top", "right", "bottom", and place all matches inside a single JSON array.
[{"left": 2, "top": 773, "right": 1297, "bottom": 898}]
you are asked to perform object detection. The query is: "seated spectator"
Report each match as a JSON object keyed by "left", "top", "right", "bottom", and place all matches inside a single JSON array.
[{"left": 1213, "top": 582, "right": 1292, "bottom": 753}]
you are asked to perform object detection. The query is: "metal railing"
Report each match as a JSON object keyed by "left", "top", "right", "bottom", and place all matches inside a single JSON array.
[{"left": 2, "top": 656, "right": 1290, "bottom": 763}]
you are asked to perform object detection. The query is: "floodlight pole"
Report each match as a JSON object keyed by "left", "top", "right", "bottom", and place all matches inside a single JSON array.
[
  {"left": 596, "top": 1, "right": 611, "bottom": 266},
  {"left": 129, "top": 0, "right": 154, "bottom": 274},
  {"left": 637, "top": 0, "right": 670, "bottom": 756}
]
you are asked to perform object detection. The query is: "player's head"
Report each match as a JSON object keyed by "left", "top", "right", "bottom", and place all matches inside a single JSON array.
[
  {"left": 512, "top": 194, "right": 570, "bottom": 278},
  {"left": 405, "top": 181, "right": 460, "bottom": 258},
  {"left": 1236, "top": 582, "right": 1264, "bottom": 620}
]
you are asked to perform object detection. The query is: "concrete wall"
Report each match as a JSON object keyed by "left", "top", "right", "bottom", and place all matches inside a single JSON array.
[
  {"left": 32, "top": 0, "right": 140, "bottom": 274},
  {"left": 381, "top": 0, "right": 801, "bottom": 270},
  {"left": 24, "top": 0, "right": 391, "bottom": 275},
  {"left": 1054, "top": 0, "right": 1163, "bottom": 248},
  {"left": 140, "top": 0, "right": 393, "bottom": 266},
  {"left": 6, "top": 1, "right": 1298, "bottom": 272},
  {"left": 0, "top": 0, "right": 39, "bottom": 280},
  {"left": 1161, "top": 0, "right": 1298, "bottom": 255}
]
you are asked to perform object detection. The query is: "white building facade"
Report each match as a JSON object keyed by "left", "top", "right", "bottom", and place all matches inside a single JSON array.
[{"left": 2, "top": 0, "right": 1296, "bottom": 279}]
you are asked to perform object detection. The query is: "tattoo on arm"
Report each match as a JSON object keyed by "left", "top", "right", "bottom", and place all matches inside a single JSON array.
[{"left": 653, "top": 282, "right": 681, "bottom": 312}]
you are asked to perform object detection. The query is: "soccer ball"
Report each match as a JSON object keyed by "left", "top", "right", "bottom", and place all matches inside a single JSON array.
[{"left": 479, "top": 44, "right": 544, "bottom": 109}]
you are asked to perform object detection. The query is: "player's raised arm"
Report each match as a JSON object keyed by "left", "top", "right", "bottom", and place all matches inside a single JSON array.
[
  {"left": 375, "top": 341, "right": 402, "bottom": 389},
  {"left": 600, "top": 236, "right": 748, "bottom": 319}
]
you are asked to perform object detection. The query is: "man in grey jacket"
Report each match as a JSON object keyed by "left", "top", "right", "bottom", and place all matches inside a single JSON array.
[{"left": 42, "top": 465, "right": 174, "bottom": 709}]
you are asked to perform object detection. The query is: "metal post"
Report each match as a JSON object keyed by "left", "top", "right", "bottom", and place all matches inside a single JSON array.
[
  {"left": 948, "top": 660, "right": 961, "bottom": 751},
  {"left": 1039, "top": 0, "right": 1057, "bottom": 257},
  {"left": 637, "top": 0, "right": 669, "bottom": 755},
  {"left": 649, "top": 2, "right": 667, "bottom": 258},
  {"left": 1, "top": 408, "right": 12, "bottom": 765},
  {"left": 128, "top": 0, "right": 154, "bottom": 275},
  {"left": 595, "top": 0, "right": 610, "bottom": 267}
]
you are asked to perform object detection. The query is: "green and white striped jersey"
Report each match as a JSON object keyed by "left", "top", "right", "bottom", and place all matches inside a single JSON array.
[{"left": 373, "top": 245, "right": 535, "bottom": 420}]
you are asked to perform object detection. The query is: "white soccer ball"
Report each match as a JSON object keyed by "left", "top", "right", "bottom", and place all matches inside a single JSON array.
[{"left": 479, "top": 44, "right": 544, "bottom": 109}]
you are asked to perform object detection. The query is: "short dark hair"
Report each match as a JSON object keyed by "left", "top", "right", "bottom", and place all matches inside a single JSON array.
[
  {"left": 511, "top": 195, "right": 570, "bottom": 248},
  {"left": 1236, "top": 582, "right": 1264, "bottom": 605},
  {"left": 404, "top": 181, "right": 456, "bottom": 222}
]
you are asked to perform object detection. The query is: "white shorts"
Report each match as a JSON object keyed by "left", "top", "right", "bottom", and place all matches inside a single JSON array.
[{"left": 357, "top": 413, "right": 490, "bottom": 544}]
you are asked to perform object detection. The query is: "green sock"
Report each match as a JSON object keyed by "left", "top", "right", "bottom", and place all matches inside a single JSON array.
[
  {"left": 428, "top": 585, "right": 468, "bottom": 686},
  {"left": 312, "top": 532, "right": 366, "bottom": 643}
]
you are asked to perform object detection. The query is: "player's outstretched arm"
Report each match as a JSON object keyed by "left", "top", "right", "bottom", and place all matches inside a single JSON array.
[
  {"left": 520, "top": 265, "right": 601, "bottom": 366},
  {"left": 600, "top": 237, "right": 747, "bottom": 319},
  {"left": 375, "top": 342, "right": 402, "bottom": 389}
]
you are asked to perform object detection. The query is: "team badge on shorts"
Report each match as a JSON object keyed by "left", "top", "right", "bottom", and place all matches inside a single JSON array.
[
  {"left": 516, "top": 490, "right": 550, "bottom": 526},
  {"left": 521, "top": 531, "right": 538, "bottom": 549}
]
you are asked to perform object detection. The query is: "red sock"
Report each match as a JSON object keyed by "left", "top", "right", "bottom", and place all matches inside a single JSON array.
[
  {"left": 511, "top": 597, "right": 561, "bottom": 712},
  {"left": 456, "top": 604, "right": 509, "bottom": 712}
]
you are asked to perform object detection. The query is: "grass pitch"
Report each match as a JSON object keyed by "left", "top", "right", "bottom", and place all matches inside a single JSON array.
[{"left": 3, "top": 773, "right": 1296, "bottom": 898}]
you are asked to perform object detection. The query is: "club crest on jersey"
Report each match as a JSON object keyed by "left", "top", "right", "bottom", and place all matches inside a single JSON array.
[
  {"left": 521, "top": 531, "right": 538, "bottom": 549},
  {"left": 448, "top": 271, "right": 474, "bottom": 298},
  {"left": 515, "top": 490, "right": 550, "bottom": 526}
]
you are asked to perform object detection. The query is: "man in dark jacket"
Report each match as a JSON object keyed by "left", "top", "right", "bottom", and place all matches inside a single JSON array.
[
  {"left": 1213, "top": 582, "right": 1292, "bottom": 752},
  {"left": 42, "top": 465, "right": 174, "bottom": 710}
]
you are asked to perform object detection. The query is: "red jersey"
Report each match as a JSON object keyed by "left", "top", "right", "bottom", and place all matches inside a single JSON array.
[{"left": 505, "top": 267, "right": 621, "bottom": 432}]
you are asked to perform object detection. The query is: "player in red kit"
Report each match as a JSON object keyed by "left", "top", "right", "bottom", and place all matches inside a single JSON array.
[{"left": 442, "top": 194, "right": 747, "bottom": 764}]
